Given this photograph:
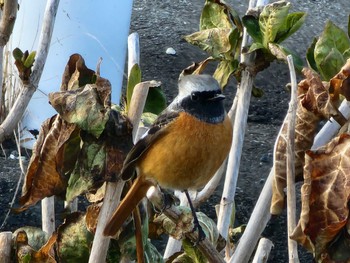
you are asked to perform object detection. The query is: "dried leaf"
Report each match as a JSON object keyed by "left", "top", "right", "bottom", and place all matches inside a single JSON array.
[
  {"left": 184, "top": 28, "right": 234, "bottom": 59},
  {"left": 291, "top": 134, "right": 350, "bottom": 261},
  {"left": 66, "top": 111, "right": 132, "bottom": 202},
  {"left": 17, "top": 115, "right": 79, "bottom": 212},
  {"left": 60, "top": 53, "right": 96, "bottom": 91},
  {"left": 86, "top": 203, "right": 101, "bottom": 233},
  {"left": 49, "top": 84, "right": 111, "bottom": 138},
  {"left": 330, "top": 58, "right": 350, "bottom": 101},
  {"left": 271, "top": 68, "right": 342, "bottom": 215}
]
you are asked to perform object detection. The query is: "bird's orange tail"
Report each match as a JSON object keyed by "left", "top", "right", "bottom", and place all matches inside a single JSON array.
[{"left": 103, "top": 176, "right": 153, "bottom": 236}]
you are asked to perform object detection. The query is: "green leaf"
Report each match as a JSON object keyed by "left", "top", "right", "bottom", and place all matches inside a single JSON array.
[
  {"left": 200, "top": 0, "right": 234, "bottom": 30},
  {"left": 314, "top": 20, "right": 350, "bottom": 80},
  {"left": 126, "top": 63, "right": 141, "bottom": 111},
  {"left": 275, "top": 12, "right": 306, "bottom": 43},
  {"left": 318, "top": 48, "right": 346, "bottom": 80},
  {"left": 269, "top": 43, "right": 304, "bottom": 71},
  {"left": 23, "top": 51, "right": 36, "bottom": 68},
  {"left": 184, "top": 28, "right": 233, "bottom": 59},
  {"left": 306, "top": 37, "right": 318, "bottom": 72},
  {"left": 242, "top": 14, "right": 262, "bottom": 44},
  {"left": 144, "top": 86, "right": 167, "bottom": 115},
  {"left": 141, "top": 112, "right": 158, "bottom": 126},
  {"left": 13, "top": 47, "right": 23, "bottom": 60},
  {"left": 213, "top": 59, "right": 238, "bottom": 88},
  {"left": 259, "top": 1, "right": 291, "bottom": 47},
  {"left": 247, "top": 42, "right": 265, "bottom": 53},
  {"left": 66, "top": 134, "right": 106, "bottom": 202}
]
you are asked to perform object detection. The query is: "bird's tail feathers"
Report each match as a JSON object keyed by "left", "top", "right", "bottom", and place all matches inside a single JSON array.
[{"left": 103, "top": 176, "right": 153, "bottom": 236}]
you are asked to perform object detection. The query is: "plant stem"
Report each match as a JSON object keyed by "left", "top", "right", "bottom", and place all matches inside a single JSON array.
[
  {"left": 286, "top": 55, "right": 299, "bottom": 262},
  {"left": 252, "top": 237, "right": 274, "bottom": 263}
]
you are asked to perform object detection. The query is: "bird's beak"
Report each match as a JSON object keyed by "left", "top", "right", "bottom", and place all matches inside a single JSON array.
[{"left": 208, "top": 93, "right": 225, "bottom": 101}]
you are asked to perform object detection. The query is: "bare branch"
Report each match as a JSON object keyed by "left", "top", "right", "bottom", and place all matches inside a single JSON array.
[{"left": 286, "top": 55, "right": 299, "bottom": 262}]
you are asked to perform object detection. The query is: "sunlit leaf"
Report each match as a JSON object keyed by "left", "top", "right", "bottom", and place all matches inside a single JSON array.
[
  {"left": 275, "top": 12, "right": 306, "bottom": 43},
  {"left": 23, "top": 51, "right": 36, "bottom": 68},
  {"left": 57, "top": 212, "right": 93, "bottom": 262},
  {"left": 213, "top": 59, "right": 238, "bottom": 88},
  {"left": 314, "top": 20, "right": 350, "bottom": 80},
  {"left": 200, "top": 0, "right": 235, "bottom": 30},
  {"left": 184, "top": 28, "right": 233, "bottom": 59},
  {"left": 259, "top": 1, "right": 291, "bottom": 46},
  {"left": 49, "top": 84, "right": 111, "bottom": 138}
]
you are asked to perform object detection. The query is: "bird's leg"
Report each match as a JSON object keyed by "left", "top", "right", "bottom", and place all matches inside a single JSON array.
[{"left": 184, "top": 190, "right": 206, "bottom": 244}]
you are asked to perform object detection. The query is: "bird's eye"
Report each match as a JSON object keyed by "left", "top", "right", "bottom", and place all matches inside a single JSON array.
[{"left": 191, "top": 92, "right": 199, "bottom": 101}]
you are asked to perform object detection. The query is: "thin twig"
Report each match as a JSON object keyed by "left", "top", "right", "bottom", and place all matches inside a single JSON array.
[{"left": 286, "top": 55, "right": 299, "bottom": 262}]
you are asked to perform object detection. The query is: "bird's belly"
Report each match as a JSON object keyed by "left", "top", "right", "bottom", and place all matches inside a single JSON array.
[{"left": 138, "top": 114, "right": 232, "bottom": 190}]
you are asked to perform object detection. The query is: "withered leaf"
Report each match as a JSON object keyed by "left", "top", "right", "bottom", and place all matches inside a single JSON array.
[
  {"left": 60, "top": 53, "right": 95, "bottom": 91},
  {"left": 17, "top": 115, "right": 79, "bottom": 212},
  {"left": 65, "top": 111, "right": 132, "bottom": 202},
  {"left": 85, "top": 203, "right": 101, "bottom": 233},
  {"left": 291, "top": 134, "right": 350, "bottom": 261},
  {"left": 49, "top": 84, "right": 111, "bottom": 139},
  {"left": 271, "top": 68, "right": 344, "bottom": 215},
  {"left": 330, "top": 58, "right": 350, "bottom": 101}
]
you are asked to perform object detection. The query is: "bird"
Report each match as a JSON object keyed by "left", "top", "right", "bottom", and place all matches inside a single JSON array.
[{"left": 103, "top": 74, "right": 233, "bottom": 240}]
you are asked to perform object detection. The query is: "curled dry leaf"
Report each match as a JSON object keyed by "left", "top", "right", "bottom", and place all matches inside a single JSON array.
[
  {"left": 271, "top": 68, "right": 343, "bottom": 215},
  {"left": 291, "top": 134, "right": 350, "bottom": 261},
  {"left": 16, "top": 115, "right": 79, "bottom": 212}
]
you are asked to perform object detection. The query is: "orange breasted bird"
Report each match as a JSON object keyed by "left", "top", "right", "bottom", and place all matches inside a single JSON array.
[{"left": 103, "top": 74, "right": 233, "bottom": 239}]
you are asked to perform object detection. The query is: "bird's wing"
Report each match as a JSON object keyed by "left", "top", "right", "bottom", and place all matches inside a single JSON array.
[{"left": 120, "top": 110, "right": 180, "bottom": 180}]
